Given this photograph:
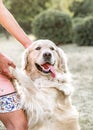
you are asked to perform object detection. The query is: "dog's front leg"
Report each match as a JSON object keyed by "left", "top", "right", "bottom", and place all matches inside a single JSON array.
[{"left": 11, "top": 68, "right": 37, "bottom": 93}]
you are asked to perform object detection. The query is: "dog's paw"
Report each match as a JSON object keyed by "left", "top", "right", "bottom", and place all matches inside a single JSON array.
[
  {"left": 62, "top": 87, "right": 73, "bottom": 95},
  {"left": 56, "top": 73, "right": 71, "bottom": 83},
  {"left": 10, "top": 67, "right": 36, "bottom": 92},
  {"left": 10, "top": 67, "right": 22, "bottom": 80},
  {"left": 9, "top": 67, "right": 16, "bottom": 78},
  {"left": 58, "top": 84, "right": 74, "bottom": 96}
]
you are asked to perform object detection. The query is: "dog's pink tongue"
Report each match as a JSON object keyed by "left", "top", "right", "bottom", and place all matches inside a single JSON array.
[{"left": 42, "top": 63, "right": 56, "bottom": 78}]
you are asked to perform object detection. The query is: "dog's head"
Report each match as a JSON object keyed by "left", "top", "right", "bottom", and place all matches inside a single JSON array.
[{"left": 22, "top": 39, "right": 68, "bottom": 78}]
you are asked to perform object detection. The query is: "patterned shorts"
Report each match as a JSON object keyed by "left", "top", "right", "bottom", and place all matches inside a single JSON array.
[{"left": 0, "top": 92, "right": 22, "bottom": 113}]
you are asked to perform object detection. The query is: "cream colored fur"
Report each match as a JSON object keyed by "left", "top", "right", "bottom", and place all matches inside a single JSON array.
[{"left": 13, "top": 39, "right": 80, "bottom": 130}]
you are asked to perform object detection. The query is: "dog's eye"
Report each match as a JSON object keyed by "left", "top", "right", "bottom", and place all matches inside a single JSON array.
[
  {"left": 35, "top": 47, "right": 41, "bottom": 50},
  {"left": 50, "top": 47, "right": 55, "bottom": 50}
]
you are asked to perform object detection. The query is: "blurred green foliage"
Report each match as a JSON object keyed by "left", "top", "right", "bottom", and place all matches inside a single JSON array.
[
  {"left": 3, "top": 0, "right": 74, "bottom": 34},
  {"left": 73, "top": 17, "right": 93, "bottom": 46},
  {"left": 32, "top": 10, "right": 73, "bottom": 44},
  {"left": 1, "top": 0, "right": 93, "bottom": 46},
  {"left": 69, "top": 0, "right": 93, "bottom": 17},
  {"left": 4, "top": 0, "right": 52, "bottom": 33}
]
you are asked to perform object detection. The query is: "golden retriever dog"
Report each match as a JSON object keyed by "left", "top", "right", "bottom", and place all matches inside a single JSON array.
[{"left": 12, "top": 39, "right": 80, "bottom": 130}]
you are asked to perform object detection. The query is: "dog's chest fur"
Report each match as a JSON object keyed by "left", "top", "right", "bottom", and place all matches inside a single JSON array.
[
  {"left": 22, "top": 77, "right": 72, "bottom": 129},
  {"left": 13, "top": 69, "right": 79, "bottom": 130}
]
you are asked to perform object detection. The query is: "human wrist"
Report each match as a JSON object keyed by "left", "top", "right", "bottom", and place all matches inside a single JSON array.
[{"left": 20, "top": 36, "right": 32, "bottom": 48}]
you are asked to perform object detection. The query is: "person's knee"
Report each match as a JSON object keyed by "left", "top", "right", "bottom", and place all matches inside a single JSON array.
[
  {"left": 16, "top": 117, "right": 28, "bottom": 130},
  {"left": 7, "top": 117, "right": 28, "bottom": 130},
  {"left": 0, "top": 110, "right": 28, "bottom": 130}
]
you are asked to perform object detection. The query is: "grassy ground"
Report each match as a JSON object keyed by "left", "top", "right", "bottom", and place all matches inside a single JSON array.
[
  {"left": 0, "top": 36, "right": 93, "bottom": 130},
  {"left": 62, "top": 44, "right": 93, "bottom": 130}
]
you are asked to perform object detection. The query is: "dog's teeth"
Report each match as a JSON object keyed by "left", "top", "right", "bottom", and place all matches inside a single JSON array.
[{"left": 43, "top": 67, "right": 50, "bottom": 72}]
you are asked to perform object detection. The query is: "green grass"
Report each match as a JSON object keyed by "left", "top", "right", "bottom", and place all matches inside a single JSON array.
[{"left": 0, "top": 36, "right": 93, "bottom": 130}]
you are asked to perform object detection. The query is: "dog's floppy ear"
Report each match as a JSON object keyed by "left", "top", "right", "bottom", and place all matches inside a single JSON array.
[
  {"left": 56, "top": 47, "right": 68, "bottom": 73},
  {"left": 22, "top": 48, "right": 30, "bottom": 70}
]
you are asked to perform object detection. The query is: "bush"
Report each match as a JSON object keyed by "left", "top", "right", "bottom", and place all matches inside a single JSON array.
[
  {"left": 32, "top": 10, "right": 73, "bottom": 44},
  {"left": 69, "top": 0, "right": 93, "bottom": 18},
  {"left": 74, "top": 17, "right": 93, "bottom": 46},
  {"left": 72, "top": 17, "right": 84, "bottom": 27}
]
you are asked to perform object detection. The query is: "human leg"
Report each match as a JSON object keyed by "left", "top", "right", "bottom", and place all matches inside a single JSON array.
[
  {"left": 0, "top": 92, "right": 28, "bottom": 130},
  {"left": 0, "top": 109, "right": 28, "bottom": 130},
  {"left": 0, "top": 74, "right": 28, "bottom": 130}
]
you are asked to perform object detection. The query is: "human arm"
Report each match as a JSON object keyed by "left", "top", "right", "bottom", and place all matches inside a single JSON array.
[{"left": 0, "top": 0, "right": 31, "bottom": 48}]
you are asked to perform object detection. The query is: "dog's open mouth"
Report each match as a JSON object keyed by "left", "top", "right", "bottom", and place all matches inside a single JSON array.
[{"left": 35, "top": 63, "right": 56, "bottom": 78}]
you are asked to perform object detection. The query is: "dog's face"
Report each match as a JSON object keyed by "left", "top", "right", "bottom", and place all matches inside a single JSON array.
[{"left": 22, "top": 39, "right": 68, "bottom": 78}]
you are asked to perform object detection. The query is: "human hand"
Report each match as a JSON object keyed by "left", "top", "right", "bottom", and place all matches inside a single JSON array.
[{"left": 0, "top": 53, "right": 16, "bottom": 79}]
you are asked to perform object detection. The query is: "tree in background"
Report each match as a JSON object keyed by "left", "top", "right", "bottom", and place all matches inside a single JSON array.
[
  {"left": 69, "top": 0, "right": 93, "bottom": 17},
  {"left": 49, "top": 0, "right": 73, "bottom": 15},
  {"left": 3, "top": 0, "right": 76, "bottom": 34},
  {"left": 4, "top": 0, "right": 52, "bottom": 33}
]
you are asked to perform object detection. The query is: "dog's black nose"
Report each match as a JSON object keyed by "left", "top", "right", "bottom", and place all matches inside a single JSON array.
[{"left": 43, "top": 52, "right": 52, "bottom": 60}]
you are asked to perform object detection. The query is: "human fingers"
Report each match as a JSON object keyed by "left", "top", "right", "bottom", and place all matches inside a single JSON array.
[
  {"left": 8, "top": 61, "right": 16, "bottom": 68},
  {"left": 3, "top": 68, "right": 15, "bottom": 79}
]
